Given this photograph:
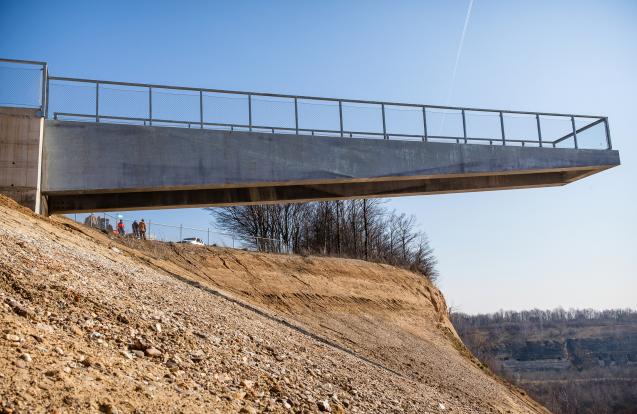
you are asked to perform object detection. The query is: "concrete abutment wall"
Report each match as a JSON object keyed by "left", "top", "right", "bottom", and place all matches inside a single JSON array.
[{"left": 0, "top": 107, "right": 44, "bottom": 212}]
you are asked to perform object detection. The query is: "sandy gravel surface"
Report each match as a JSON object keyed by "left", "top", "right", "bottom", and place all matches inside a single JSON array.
[{"left": 0, "top": 196, "right": 546, "bottom": 413}]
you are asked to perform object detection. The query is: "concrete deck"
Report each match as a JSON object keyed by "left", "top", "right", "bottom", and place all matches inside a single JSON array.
[{"left": 40, "top": 120, "right": 619, "bottom": 213}]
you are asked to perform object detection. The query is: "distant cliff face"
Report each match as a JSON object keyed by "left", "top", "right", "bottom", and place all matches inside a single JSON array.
[
  {"left": 494, "top": 335, "right": 637, "bottom": 372},
  {"left": 452, "top": 310, "right": 637, "bottom": 414}
]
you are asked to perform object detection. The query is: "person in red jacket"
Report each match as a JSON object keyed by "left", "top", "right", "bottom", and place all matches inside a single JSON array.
[{"left": 117, "top": 219, "right": 125, "bottom": 237}]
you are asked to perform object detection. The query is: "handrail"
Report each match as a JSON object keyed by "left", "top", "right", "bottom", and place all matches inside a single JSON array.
[
  {"left": 1, "top": 57, "right": 612, "bottom": 150},
  {"left": 553, "top": 117, "right": 606, "bottom": 145},
  {"left": 51, "top": 112, "right": 590, "bottom": 147},
  {"left": 0, "top": 57, "right": 47, "bottom": 66},
  {"left": 46, "top": 75, "right": 613, "bottom": 149},
  {"left": 48, "top": 75, "right": 604, "bottom": 119}
]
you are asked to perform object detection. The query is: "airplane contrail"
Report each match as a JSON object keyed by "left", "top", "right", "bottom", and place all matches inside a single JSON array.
[{"left": 439, "top": 0, "right": 474, "bottom": 135}]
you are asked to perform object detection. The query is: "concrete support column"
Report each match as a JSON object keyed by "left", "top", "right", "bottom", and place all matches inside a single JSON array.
[{"left": 0, "top": 107, "right": 45, "bottom": 213}]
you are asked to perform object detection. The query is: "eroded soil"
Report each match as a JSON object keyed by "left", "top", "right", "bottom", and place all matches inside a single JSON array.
[{"left": 0, "top": 196, "right": 546, "bottom": 413}]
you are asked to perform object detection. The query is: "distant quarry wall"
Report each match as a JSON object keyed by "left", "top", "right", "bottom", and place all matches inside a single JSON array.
[{"left": 453, "top": 315, "right": 637, "bottom": 413}]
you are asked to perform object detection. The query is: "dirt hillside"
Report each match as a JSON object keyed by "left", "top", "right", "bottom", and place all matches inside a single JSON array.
[{"left": 0, "top": 195, "right": 546, "bottom": 413}]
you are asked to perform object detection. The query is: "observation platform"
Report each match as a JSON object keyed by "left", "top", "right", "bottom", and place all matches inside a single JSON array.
[{"left": 0, "top": 58, "right": 621, "bottom": 214}]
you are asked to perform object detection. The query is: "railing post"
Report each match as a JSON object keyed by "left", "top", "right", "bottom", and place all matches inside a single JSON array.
[
  {"left": 339, "top": 100, "right": 343, "bottom": 137},
  {"left": 41, "top": 64, "right": 48, "bottom": 118},
  {"left": 381, "top": 103, "right": 387, "bottom": 139},
  {"left": 499, "top": 111, "right": 506, "bottom": 146},
  {"left": 571, "top": 116, "right": 578, "bottom": 149},
  {"left": 207, "top": 228, "right": 210, "bottom": 245},
  {"left": 179, "top": 224, "right": 183, "bottom": 242},
  {"left": 95, "top": 82, "right": 100, "bottom": 122},
  {"left": 45, "top": 70, "right": 50, "bottom": 119},
  {"left": 604, "top": 117, "right": 612, "bottom": 149},
  {"left": 462, "top": 109, "right": 467, "bottom": 144},
  {"left": 422, "top": 106, "right": 428, "bottom": 142},
  {"left": 148, "top": 87, "right": 153, "bottom": 126},
  {"left": 199, "top": 90, "right": 204, "bottom": 129},
  {"left": 248, "top": 94, "right": 252, "bottom": 132},
  {"left": 536, "top": 114, "right": 543, "bottom": 147},
  {"left": 294, "top": 97, "right": 299, "bottom": 135}
]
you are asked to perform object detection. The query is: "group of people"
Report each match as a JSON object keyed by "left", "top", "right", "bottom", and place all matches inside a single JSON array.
[{"left": 116, "top": 218, "right": 147, "bottom": 240}]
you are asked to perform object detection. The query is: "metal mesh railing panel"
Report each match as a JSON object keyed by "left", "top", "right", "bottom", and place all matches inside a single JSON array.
[{"left": 0, "top": 62, "right": 43, "bottom": 108}]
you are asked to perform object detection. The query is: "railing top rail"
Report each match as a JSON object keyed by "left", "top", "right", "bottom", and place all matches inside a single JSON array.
[
  {"left": 0, "top": 57, "right": 48, "bottom": 67},
  {"left": 48, "top": 75, "right": 606, "bottom": 120}
]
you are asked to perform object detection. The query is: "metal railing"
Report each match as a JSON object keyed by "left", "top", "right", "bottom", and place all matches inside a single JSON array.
[
  {"left": 0, "top": 58, "right": 48, "bottom": 115},
  {"left": 1, "top": 57, "right": 613, "bottom": 150},
  {"left": 72, "top": 211, "right": 290, "bottom": 253}
]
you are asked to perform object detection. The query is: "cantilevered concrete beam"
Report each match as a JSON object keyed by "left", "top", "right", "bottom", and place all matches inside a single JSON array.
[{"left": 41, "top": 121, "right": 619, "bottom": 214}]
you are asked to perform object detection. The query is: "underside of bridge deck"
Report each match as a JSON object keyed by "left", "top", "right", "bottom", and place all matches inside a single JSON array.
[{"left": 44, "top": 167, "right": 603, "bottom": 213}]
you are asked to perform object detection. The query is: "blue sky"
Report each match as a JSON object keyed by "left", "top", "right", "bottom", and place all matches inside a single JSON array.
[{"left": 1, "top": 0, "right": 635, "bottom": 313}]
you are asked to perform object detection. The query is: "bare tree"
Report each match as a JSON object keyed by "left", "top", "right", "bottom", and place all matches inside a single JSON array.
[{"left": 207, "top": 199, "right": 439, "bottom": 282}]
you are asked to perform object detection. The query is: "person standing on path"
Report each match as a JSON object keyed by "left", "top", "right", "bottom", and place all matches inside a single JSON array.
[
  {"left": 117, "top": 219, "right": 125, "bottom": 237},
  {"left": 132, "top": 220, "right": 139, "bottom": 239},
  {"left": 139, "top": 219, "right": 147, "bottom": 240}
]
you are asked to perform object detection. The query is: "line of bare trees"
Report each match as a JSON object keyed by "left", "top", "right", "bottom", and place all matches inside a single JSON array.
[
  {"left": 207, "top": 199, "right": 438, "bottom": 282},
  {"left": 452, "top": 308, "right": 637, "bottom": 328}
]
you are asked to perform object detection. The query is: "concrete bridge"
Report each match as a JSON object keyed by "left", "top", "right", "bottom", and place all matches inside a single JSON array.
[{"left": 0, "top": 58, "right": 621, "bottom": 215}]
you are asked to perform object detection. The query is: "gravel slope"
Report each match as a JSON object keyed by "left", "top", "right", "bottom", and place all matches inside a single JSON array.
[{"left": 0, "top": 196, "right": 546, "bottom": 413}]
